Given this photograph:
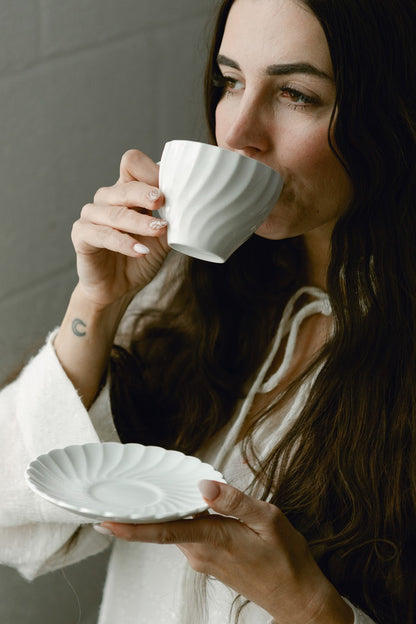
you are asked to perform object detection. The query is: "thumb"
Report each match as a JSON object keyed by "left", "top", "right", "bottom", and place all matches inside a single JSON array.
[{"left": 198, "top": 480, "right": 267, "bottom": 529}]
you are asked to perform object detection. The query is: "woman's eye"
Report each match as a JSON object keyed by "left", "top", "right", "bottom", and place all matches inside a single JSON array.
[
  {"left": 225, "top": 77, "right": 244, "bottom": 92},
  {"left": 213, "top": 73, "right": 244, "bottom": 97},
  {"left": 280, "top": 86, "right": 319, "bottom": 109}
]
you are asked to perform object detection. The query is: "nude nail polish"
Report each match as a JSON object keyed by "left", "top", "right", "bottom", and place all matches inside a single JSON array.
[{"left": 133, "top": 243, "right": 150, "bottom": 254}]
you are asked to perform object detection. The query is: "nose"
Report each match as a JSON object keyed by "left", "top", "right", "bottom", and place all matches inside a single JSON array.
[{"left": 222, "top": 92, "right": 271, "bottom": 157}]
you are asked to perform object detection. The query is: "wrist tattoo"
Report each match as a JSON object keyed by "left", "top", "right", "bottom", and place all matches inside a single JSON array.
[{"left": 72, "top": 318, "right": 87, "bottom": 337}]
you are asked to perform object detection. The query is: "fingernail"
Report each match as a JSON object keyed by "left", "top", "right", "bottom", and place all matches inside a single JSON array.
[
  {"left": 93, "top": 524, "right": 114, "bottom": 536},
  {"left": 133, "top": 243, "right": 150, "bottom": 254},
  {"left": 147, "top": 188, "right": 161, "bottom": 202},
  {"left": 149, "top": 219, "right": 168, "bottom": 230},
  {"left": 198, "top": 480, "right": 220, "bottom": 501}
]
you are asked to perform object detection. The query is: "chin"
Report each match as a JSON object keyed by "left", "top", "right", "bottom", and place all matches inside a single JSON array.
[{"left": 254, "top": 216, "right": 294, "bottom": 240}]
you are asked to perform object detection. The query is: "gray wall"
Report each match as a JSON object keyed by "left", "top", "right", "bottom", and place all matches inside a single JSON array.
[{"left": 0, "top": 1, "right": 215, "bottom": 622}]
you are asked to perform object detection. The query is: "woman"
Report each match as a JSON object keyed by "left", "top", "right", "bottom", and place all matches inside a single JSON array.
[{"left": 1, "top": 0, "right": 414, "bottom": 622}]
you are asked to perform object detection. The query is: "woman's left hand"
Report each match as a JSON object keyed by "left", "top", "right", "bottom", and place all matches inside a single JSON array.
[{"left": 99, "top": 480, "right": 353, "bottom": 624}]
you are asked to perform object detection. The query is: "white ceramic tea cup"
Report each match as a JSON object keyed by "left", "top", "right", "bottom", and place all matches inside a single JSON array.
[{"left": 158, "top": 140, "right": 284, "bottom": 263}]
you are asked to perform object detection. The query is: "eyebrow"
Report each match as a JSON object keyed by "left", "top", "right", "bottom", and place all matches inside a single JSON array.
[{"left": 216, "top": 54, "right": 333, "bottom": 82}]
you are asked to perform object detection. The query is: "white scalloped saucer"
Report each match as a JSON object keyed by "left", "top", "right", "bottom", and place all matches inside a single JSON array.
[{"left": 25, "top": 442, "right": 225, "bottom": 523}]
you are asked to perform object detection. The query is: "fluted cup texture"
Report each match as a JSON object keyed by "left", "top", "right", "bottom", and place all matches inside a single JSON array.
[{"left": 158, "top": 140, "right": 284, "bottom": 262}]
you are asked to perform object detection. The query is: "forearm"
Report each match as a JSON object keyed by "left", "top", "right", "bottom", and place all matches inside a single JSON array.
[{"left": 54, "top": 284, "right": 133, "bottom": 408}]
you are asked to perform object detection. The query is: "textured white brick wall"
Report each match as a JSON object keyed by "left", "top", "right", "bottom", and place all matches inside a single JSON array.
[{"left": 0, "top": 0, "right": 216, "bottom": 621}]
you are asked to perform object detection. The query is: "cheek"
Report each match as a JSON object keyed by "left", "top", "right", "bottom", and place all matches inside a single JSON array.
[
  {"left": 280, "top": 124, "right": 352, "bottom": 201},
  {"left": 278, "top": 124, "right": 333, "bottom": 176},
  {"left": 215, "top": 104, "right": 228, "bottom": 146}
]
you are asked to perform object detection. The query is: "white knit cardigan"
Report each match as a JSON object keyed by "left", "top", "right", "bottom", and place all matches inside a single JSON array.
[{"left": 0, "top": 288, "right": 376, "bottom": 623}]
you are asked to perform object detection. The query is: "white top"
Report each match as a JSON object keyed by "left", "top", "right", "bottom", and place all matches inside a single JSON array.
[{"left": 0, "top": 287, "right": 377, "bottom": 624}]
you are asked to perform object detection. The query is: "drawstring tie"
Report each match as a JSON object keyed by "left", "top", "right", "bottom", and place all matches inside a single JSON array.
[{"left": 213, "top": 286, "right": 331, "bottom": 470}]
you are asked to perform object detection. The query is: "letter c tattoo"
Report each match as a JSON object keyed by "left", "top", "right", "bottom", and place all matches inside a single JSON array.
[{"left": 72, "top": 318, "right": 87, "bottom": 337}]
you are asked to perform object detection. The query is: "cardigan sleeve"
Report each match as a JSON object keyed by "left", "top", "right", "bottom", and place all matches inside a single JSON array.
[
  {"left": 343, "top": 599, "right": 378, "bottom": 624},
  {"left": 0, "top": 330, "right": 119, "bottom": 580},
  {"left": 0, "top": 262, "right": 175, "bottom": 581}
]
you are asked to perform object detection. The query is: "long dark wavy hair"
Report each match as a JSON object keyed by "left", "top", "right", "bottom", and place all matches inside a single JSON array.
[{"left": 110, "top": 1, "right": 416, "bottom": 622}]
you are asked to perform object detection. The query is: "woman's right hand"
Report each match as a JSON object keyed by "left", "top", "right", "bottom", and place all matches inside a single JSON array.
[{"left": 71, "top": 149, "right": 170, "bottom": 309}]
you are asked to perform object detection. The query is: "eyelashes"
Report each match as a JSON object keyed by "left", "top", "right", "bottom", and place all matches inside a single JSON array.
[
  {"left": 212, "top": 71, "right": 321, "bottom": 110},
  {"left": 211, "top": 72, "right": 234, "bottom": 90},
  {"left": 212, "top": 73, "right": 242, "bottom": 94},
  {"left": 279, "top": 86, "right": 320, "bottom": 109}
]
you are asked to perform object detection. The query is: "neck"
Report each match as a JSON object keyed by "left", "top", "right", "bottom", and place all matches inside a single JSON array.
[{"left": 302, "top": 226, "right": 333, "bottom": 291}]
